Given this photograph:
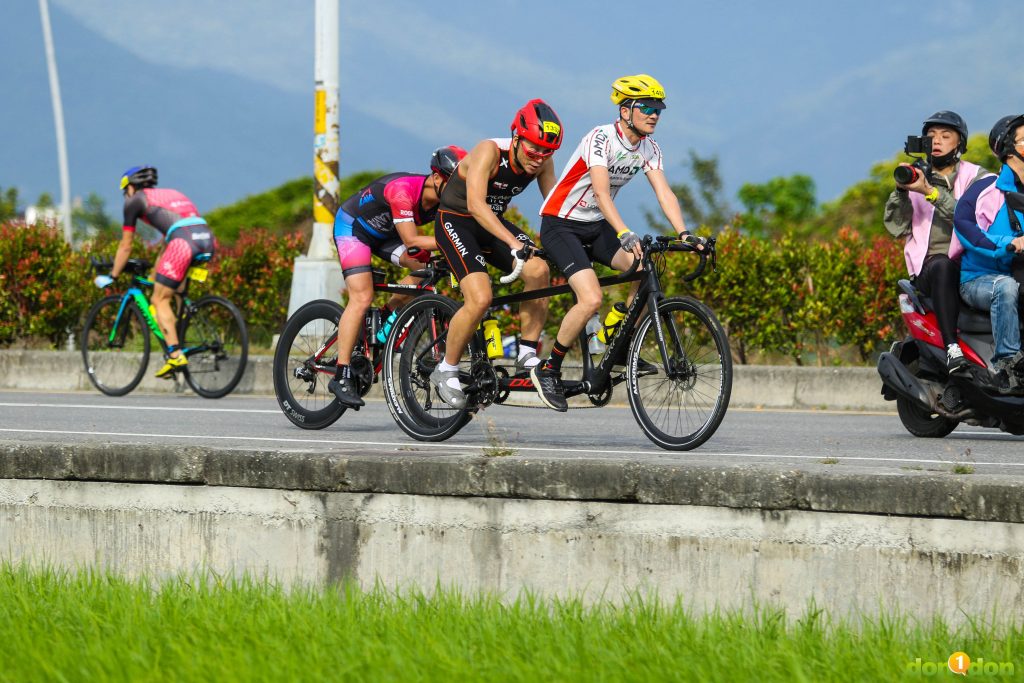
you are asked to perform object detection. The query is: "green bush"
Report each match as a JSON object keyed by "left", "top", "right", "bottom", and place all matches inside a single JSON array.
[
  {"left": 0, "top": 219, "right": 909, "bottom": 364},
  {"left": 0, "top": 222, "right": 93, "bottom": 347},
  {"left": 193, "top": 229, "right": 307, "bottom": 346}
]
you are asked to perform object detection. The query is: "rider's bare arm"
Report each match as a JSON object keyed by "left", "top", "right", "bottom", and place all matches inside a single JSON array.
[
  {"left": 647, "top": 169, "right": 689, "bottom": 235},
  {"left": 535, "top": 157, "right": 557, "bottom": 198},
  {"left": 466, "top": 140, "right": 527, "bottom": 251},
  {"left": 394, "top": 221, "right": 437, "bottom": 252},
  {"left": 111, "top": 229, "right": 134, "bottom": 278}
]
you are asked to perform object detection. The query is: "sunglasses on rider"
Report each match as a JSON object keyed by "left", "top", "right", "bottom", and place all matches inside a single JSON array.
[
  {"left": 633, "top": 104, "right": 663, "bottom": 116},
  {"left": 520, "top": 141, "right": 555, "bottom": 160}
]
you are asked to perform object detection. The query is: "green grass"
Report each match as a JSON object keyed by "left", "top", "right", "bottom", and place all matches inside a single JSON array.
[{"left": 0, "top": 564, "right": 1019, "bottom": 682}]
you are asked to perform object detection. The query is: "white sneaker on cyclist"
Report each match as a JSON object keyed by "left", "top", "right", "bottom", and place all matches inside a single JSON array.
[
  {"left": 514, "top": 350, "right": 540, "bottom": 375},
  {"left": 430, "top": 364, "right": 467, "bottom": 409}
]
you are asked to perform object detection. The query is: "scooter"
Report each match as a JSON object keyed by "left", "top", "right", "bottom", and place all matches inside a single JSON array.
[{"left": 876, "top": 278, "right": 1024, "bottom": 437}]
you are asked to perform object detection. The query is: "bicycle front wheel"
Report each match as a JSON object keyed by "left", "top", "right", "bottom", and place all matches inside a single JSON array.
[
  {"left": 273, "top": 299, "right": 347, "bottom": 430},
  {"left": 382, "top": 294, "right": 471, "bottom": 441},
  {"left": 627, "top": 296, "right": 732, "bottom": 450},
  {"left": 180, "top": 296, "right": 249, "bottom": 399},
  {"left": 81, "top": 295, "right": 151, "bottom": 397}
]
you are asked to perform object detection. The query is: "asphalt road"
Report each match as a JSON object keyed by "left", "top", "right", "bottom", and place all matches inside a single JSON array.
[{"left": 2, "top": 390, "right": 1023, "bottom": 477}]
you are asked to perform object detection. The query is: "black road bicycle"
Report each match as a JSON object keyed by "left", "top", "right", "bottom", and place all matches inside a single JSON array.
[
  {"left": 381, "top": 235, "right": 732, "bottom": 451},
  {"left": 82, "top": 257, "right": 249, "bottom": 398}
]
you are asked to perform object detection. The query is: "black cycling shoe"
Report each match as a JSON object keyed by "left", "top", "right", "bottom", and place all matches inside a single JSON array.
[
  {"left": 636, "top": 358, "right": 660, "bottom": 376},
  {"left": 328, "top": 376, "right": 365, "bottom": 409},
  {"left": 530, "top": 365, "right": 568, "bottom": 412}
]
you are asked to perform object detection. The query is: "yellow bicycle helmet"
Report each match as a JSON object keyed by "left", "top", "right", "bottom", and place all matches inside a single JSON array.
[{"left": 610, "top": 74, "right": 666, "bottom": 105}]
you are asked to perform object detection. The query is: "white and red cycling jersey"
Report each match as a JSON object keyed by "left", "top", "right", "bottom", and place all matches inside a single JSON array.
[{"left": 540, "top": 122, "right": 663, "bottom": 222}]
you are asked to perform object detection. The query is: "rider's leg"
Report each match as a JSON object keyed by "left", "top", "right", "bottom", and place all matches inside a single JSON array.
[
  {"left": 336, "top": 272, "right": 374, "bottom": 366},
  {"left": 443, "top": 272, "right": 492, "bottom": 366},
  {"left": 151, "top": 238, "right": 195, "bottom": 377},
  {"left": 152, "top": 283, "right": 180, "bottom": 353},
  {"left": 517, "top": 257, "right": 550, "bottom": 368},
  {"left": 330, "top": 236, "right": 374, "bottom": 407}
]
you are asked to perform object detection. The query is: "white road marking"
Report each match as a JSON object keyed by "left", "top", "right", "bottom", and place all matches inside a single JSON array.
[
  {"left": 0, "top": 427, "right": 1018, "bottom": 467},
  {"left": 0, "top": 402, "right": 279, "bottom": 414}
]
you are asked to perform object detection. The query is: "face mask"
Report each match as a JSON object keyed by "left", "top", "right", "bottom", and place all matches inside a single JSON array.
[{"left": 930, "top": 149, "right": 958, "bottom": 170}]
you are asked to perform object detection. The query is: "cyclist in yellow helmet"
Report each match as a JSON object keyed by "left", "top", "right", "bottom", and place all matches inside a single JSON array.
[{"left": 530, "top": 74, "right": 703, "bottom": 411}]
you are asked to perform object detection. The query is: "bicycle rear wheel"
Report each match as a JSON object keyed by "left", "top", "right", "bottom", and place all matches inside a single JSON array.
[
  {"left": 382, "top": 294, "right": 471, "bottom": 441},
  {"left": 273, "top": 299, "right": 347, "bottom": 430},
  {"left": 627, "top": 296, "right": 732, "bottom": 450},
  {"left": 81, "top": 295, "right": 150, "bottom": 396},
  {"left": 180, "top": 295, "right": 249, "bottom": 399}
]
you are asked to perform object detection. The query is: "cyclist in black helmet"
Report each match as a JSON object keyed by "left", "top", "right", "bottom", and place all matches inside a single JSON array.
[
  {"left": 327, "top": 145, "right": 467, "bottom": 408},
  {"left": 95, "top": 166, "right": 214, "bottom": 379}
]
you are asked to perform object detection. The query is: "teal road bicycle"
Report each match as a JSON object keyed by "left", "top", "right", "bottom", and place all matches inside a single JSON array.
[{"left": 81, "top": 257, "right": 249, "bottom": 398}]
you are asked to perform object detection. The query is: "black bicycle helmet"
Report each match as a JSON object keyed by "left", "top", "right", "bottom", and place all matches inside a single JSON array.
[
  {"left": 429, "top": 145, "right": 467, "bottom": 179},
  {"left": 989, "top": 115, "right": 1024, "bottom": 161},
  {"left": 922, "top": 111, "right": 968, "bottom": 154},
  {"left": 119, "top": 165, "right": 158, "bottom": 191}
]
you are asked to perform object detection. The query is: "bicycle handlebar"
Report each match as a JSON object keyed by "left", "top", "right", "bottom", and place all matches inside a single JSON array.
[
  {"left": 649, "top": 235, "right": 715, "bottom": 282},
  {"left": 498, "top": 246, "right": 543, "bottom": 285}
]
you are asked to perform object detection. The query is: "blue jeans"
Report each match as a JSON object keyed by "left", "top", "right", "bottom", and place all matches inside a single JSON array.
[{"left": 960, "top": 273, "right": 1021, "bottom": 363}]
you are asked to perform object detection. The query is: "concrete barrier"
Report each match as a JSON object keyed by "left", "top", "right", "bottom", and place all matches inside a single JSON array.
[
  {"left": 0, "top": 440, "right": 1021, "bottom": 624},
  {"left": 0, "top": 350, "right": 893, "bottom": 411}
]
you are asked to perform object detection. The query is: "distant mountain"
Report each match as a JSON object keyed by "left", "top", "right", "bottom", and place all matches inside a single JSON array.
[{"left": 0, "top": 4, "right": 428, "bottom": 220}]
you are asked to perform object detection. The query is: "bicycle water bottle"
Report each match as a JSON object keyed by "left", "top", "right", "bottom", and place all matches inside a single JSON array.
[
  {"left": 586, "top": 314, "right": 606, "bottom": 354},
  {"left": 597, "top": 302, "right": 628, "bottom": 344},
  {"left": 375, "top": 309, "right": 398, "bottom": 344},
  {"left": 482, "top": 318, "right": 503, "bottom": 359}
]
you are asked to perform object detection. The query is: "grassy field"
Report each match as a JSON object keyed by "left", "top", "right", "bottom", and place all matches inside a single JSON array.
[{"left": 0, "top": 565, "right": 1019, "bottom": 682}]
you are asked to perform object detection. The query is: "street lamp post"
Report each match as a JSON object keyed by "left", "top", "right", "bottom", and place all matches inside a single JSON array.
[
  {"left": 38, "top": 0, "right": 72, "bottom": 244},
  {"left": 286, "top": 0, "right": 343, "bottom": 318}
]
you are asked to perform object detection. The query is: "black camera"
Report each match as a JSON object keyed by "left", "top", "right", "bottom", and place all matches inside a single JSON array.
[
  {"left": 893, "top": 135, "right": 933, "bottom": 185},
  {"left": 904, "top": 135, "right": 933, "bottom": 155}
]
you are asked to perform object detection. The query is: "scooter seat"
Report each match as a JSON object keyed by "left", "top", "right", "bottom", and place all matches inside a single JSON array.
[{"left": 957, "top": 307, "right": 995, "bottom": 334}]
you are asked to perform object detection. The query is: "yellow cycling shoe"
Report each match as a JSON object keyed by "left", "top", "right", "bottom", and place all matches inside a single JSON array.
[{"left": 155, "top": 354, "right": 188, "bottom": 379}]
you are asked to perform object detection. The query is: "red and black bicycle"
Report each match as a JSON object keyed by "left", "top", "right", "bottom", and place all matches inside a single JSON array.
[{"left": 272, "top": 254, "right": 449, "bottom": 429}]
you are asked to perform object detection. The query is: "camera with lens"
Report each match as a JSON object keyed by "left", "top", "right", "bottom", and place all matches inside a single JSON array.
[{"left": 893, "top": 135, "right": 933, "bottom": 185}]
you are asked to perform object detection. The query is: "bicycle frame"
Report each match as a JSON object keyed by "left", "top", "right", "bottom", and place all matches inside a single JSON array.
[
  {"left": 106, "top": 269, "right": 198, "bottom": 358},
  {"left": 423, "top": 235, "right": 711, "bottom": 406}
]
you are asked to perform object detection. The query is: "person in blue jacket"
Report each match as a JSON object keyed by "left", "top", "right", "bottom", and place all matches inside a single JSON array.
[{"left": 953, "top": 115, "right": 1024, "bottom": 390}]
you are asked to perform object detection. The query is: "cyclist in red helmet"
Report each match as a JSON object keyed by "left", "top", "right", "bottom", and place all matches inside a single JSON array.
[
  {"left": 327, "top": 145, "right": 467, "bottom": 408},
  {"left": 430, "top": 99, "right": 562, "bottom": 408}
]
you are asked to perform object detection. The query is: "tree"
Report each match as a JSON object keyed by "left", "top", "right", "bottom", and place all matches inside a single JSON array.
[
  {"left": 736, "top": 174, "right": 817, "bottom": 238},
  {"left": 0, "top": 187, "right": 19, "bottom": 221},
  {"left": 72, "top": 193, "right": 119, "bottom": 242},
  {"left": 645, "top": 150, "right": 735, "bottom": 234}
]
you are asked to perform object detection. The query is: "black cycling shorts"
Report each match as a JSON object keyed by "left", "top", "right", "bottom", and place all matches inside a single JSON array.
[
  {"left": 353, "top": 223, "right": 409, "bottom": 266},
  {"left": 435, "top": 209, "right": 533, "bottom": 282},
  {"left": 539, "top": 215, "right": 622, "bottom": 279}
]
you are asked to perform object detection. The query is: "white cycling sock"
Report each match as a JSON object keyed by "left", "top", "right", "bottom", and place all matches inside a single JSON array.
[{"left": 437, "top": 361, "right": 462, "bottom": 391}]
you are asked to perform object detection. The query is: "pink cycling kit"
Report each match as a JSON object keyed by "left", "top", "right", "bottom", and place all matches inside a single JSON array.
[
  {"left": 334, "top": 173, "right": 433, "bottom": 276},
  {"left": 122, "top": 188, "right": 214, "bottom": 289}
]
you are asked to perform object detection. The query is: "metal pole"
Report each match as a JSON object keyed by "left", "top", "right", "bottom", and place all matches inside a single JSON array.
[
  {"left": 311, "top": 0, "right": 340, "bottom": 259},
  {"left": 38, "top": 0, "right": 72, "bottom": 244}
]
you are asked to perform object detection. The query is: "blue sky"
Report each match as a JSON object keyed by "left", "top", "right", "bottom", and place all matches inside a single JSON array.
[{"left": 4, "top": 0, "right": 1021, "bottom": 233}]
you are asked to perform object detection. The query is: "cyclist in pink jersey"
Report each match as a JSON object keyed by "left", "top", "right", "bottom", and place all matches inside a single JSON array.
[
  {"left": 94, "top": 166, "right": 214, "bottom": 378},
  {"left": 530, "top": 75, "right": 703, "bottom": 411},
  {"left": 327, "top": 146, "right": 466, "bottom": 408}
]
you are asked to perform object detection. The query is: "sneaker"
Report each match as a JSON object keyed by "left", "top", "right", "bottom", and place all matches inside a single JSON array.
[
  {"left": 514, "top": 351, "right": 540, "bottom": 376},
  {"left": 430, "top": 365, "right": 467, "bottom": 409},
  {"left": 327, "top": 376, "right": 364, "bottom": 409},
  {"left": 530, "top": 365, "right": 568, "bottom": 412},
  {"left": 946, "top": 343, "right": 970, "bottom": 374},
  {"left": 155, "top": 354, "right": 188, "bottom": 379}
]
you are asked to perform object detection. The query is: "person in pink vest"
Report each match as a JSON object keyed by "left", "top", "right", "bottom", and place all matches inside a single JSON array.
[{"left": 883, "top": 111, "right": 991, "bottom": 372}]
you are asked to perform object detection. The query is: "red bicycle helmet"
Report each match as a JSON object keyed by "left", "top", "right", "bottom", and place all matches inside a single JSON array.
[{"left": 510, "top": 99, "right": 563, "bottom": 151}]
